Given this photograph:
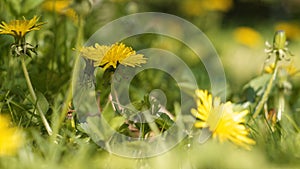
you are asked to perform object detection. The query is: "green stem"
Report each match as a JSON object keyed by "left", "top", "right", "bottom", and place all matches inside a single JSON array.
[
  {"left": 143, "top": 111, "right": 160, "bottom": 136},
  {"left": 253, "top": 59, "right": 279, "bottom": 118},
  {"left": 21, "top": 56, "right": 53, "bottom": 135}
]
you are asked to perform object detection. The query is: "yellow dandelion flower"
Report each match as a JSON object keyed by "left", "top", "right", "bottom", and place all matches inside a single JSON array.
[
  {"left": 191, "top": 90, "right": 256, "bottom": 150},
  {"left": 285, "top": 62, "right": 299, "bottom": 76},
  {"left": 191, "top": 90, "right": 212, "bottom": 127},
  {"left": 42, "top": 0, "right": 78, "bottom": 22},
  {"left": 0, "top": 16, "right": 45, "bottom": 40},
  {"left": 234, "top": 27, "right": 263, "bottom": 48},
  {"left": 181, "top": 0, "right": 233, "bottom": 16},
  {"left": 264, "top": 62, "right": 299, "bottom": 76},
  {"left": 80, "top": 43, "right": 147, "bottom": 70},
  {"left": 0, "top": 115, "right": 23, "bottom": 156},
  {"left": 202, "top": 0, "right": 233, "bottom": 12},
  {"left": 275, "top": 22, "right": 300, "bottom": 40},
  {"left": 264, "top": 63, "right": 275, "bottom": 74}
]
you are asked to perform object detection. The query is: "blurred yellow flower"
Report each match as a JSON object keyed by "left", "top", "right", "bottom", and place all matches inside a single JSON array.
[
  {"left": 234, "top": 27, "right": 263, "bottom": 48},
  {"left": 285, "top": 63, "right": 298, "bottom": 76},
  {"left": 275, "top": 22, "right": 300, "bottom": 40},
  {"left": 264, "top": 63, "right": 275, "bottom": 74},
  {"left": 42, "top": 0, "right": 78, "bottom": 22},
  {"left": 0, "top": 16, "right": 44, "bottom": 40},
  {"left": 80, "top": 43, "right": 147, "bottom": 70},
  {"left": 191, "top": 90, "right": 256, "bottom": 150},
  {"left": 264, "top": 62, "right": 299, "bottom": 76},
  {"left": 202, "top": 0, "right": 233, "bottom": 12},
  {"left": 0, "top": 115, "right": 23, "bottom": 156},
  {"left": 181, "top": 0, "right": 233, "bottom": 16}
]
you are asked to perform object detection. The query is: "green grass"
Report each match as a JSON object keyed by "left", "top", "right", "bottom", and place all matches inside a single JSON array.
[{"left": 1, "top": 0, "right": 300, "bottom": 168}]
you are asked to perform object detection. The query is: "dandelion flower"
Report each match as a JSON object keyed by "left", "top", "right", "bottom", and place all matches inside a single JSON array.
[
  {"left": 264, "top": 62, "right": 299, "bottom": 76},
  {"left": 285, "top": 62, "right": 298, "bottom": 76},
  {"left": 0, "top": 115, "right": 23, "bottom": 156},
  {"left": 0, "top": 16, "right": 45, "bottom": 41},
  {"left": 0, "top": 16, "right": 45, "bottom": 57},
  {"left": 191, "top": 90, "right": 256, "bottom": 150},
  {"left": 234, "top": 27, "right": 262, "bottom": 48},
  {"left": 181, "top": 0, "right": 232, "bottom": 17},
  {"left": 42, "top": 0, "right": 78, "bottom": 22},
  {"left": 202, "top": 0, "right": 233, "bottom": 12},
  {"left": 80, "top": 43, "right": 147, "bottom": 70},
  {"left": 264, "top": 63, "right": 276, "bottom": 74}
]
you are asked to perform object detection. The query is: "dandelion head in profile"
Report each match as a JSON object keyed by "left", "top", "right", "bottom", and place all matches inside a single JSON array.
[
  {"left": 0, "top": 16, "right": 45, "bottom": 57},
  {"left": 0, "top": 115, "right": 23, "bottom": 156},
  {"left": 80, "top": 42, "right": 147, "bottom": 71},
  {"left": 0, "top": 16, "right": 45, "bottom": 41},
  {"left": 191, "top": 89, "right": 256, "bottom": 150}
]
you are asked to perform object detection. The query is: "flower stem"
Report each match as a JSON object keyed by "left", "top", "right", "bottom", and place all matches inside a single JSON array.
[
  {"left": 253, "top": 59, "right": 279, "bottom": 118},
  {"left": 21, "top": 56, "right": 53, "bottom": 135}
]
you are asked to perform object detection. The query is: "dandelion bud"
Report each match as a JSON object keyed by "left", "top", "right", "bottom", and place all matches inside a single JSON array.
[{"left": 273, "top": 30, "right": 286, "bottom": 50}]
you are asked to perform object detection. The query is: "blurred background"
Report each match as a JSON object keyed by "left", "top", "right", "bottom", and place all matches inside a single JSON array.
[{"left": 1, "top": 0, "right": 300, "bottom": 96}]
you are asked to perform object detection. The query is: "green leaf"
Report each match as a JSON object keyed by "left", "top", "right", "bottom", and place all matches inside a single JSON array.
[
  {"left": 35, "top": 91, "right": 49, "bottom": 114},
  {"left": 243, "top": 74, "right": 272, "bottom": 96},
  {"left": 155, "top": 113, "right": 174, "bottom": 130},
  {"left": 117, "top": 123, "right": 130, "bottom": 134},
  {"left": 101, "top": 102, "right": 126, "bottom": 135},
  {"left": 101, "top": 102, "right": 115, "bottom": 122},
  {"left": 109, "top": 116, "right": 126, "bottom": 130},
  {"left": 26, "top": 91, "right": 49, "bottom": 114}
]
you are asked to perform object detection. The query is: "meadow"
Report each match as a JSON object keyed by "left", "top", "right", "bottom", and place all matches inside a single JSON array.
[{"left": 1, "top": 0, "right": 300, "bottom": 168}]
